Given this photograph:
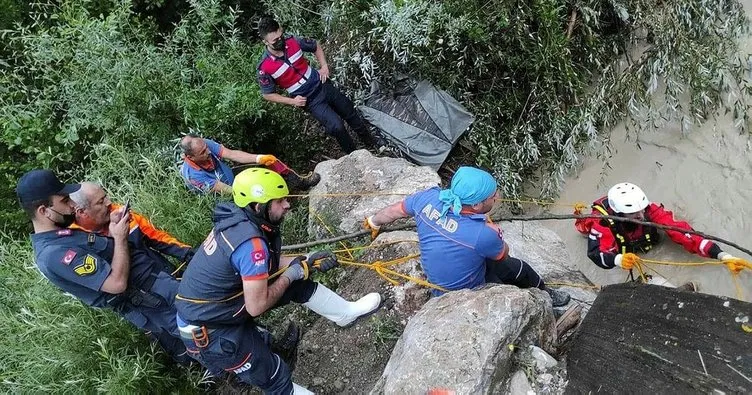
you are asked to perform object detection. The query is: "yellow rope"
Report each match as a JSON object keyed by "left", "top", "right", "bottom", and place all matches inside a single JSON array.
[
  {"left": 546, "top": 282, "right": 601, "bottom": 290},
  {"left": 311, "top": 209, "right": 355, "bottom": 260},
  {"left": 286, "top": 188, "right": 587, "bottom": 210},
  {"left": 284, "top": 239, "right": 419, "bottom": 256},
  {"left": 630, "top": 255, "right": 749, "bottom": 300}
]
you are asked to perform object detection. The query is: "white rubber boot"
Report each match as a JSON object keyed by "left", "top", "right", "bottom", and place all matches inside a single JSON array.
[
  {"left": 293, "top": 383, "right": 314, "bottom": 394},
  {"left": 303, "top": 284, "right": 382, "bottom": 327}
]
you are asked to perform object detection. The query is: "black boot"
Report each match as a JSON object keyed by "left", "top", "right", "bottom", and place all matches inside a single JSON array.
[
  {"left": 283, "top": 172, "right": 320, "bottom": 193},
  {"left": 545, "top": 287, "right": 571, "bottom": 307},
  {"left": 271, "top": 322, "right": 301, "bottom": 371}
]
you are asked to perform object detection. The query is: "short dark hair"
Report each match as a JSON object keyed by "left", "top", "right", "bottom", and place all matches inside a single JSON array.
[
  {"left": 21, "top": 197, "right": 51, "bottom": 219},
  {"left": 258, "top": 17, "right": 280, "bottom": 39}
]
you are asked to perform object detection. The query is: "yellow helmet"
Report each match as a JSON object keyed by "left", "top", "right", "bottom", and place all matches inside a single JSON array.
[{"left": 232, "top": 168, "right": 289, "bottom": 207}]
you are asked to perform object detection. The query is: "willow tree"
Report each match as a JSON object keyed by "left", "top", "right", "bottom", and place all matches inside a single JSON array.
[{"left": 266, "top": 0, "right": 750, "bottom": 197}]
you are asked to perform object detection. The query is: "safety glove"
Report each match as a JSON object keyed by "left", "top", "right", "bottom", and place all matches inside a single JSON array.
[
  {"left": 306, "top": 251, "right": 339, "bottom": 272},
  {"left": 257, "top": 155, "right": 278, "bottom": 166},
  {"left": 363, "top": 216, "right": 381, "bottom": 240},
  {"left": 615, "top": 253, "right": 640, "bottom": 270},
  {"left": 282, "top": 256, "right": 311, "bottom": 282},
  {"left": 718, "top": 252, "right": 747, "bottom": 274}
]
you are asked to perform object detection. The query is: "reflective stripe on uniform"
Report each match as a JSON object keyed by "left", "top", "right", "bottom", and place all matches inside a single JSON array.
[{"left": 286, "top": 66, "right": 312, "bottom": 94}]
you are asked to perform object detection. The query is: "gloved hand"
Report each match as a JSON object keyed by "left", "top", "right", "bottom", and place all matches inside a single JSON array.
[
  {"left": 718, "top": 252, "right": 746, "bottom": 274},
  {"left": 363, "top": 216, "right": 381, "bottom": 240},
  {"left": 257, "top": 154, "right": 278, "bottom": 166},
  {"left": 282, "top": 256, "right": 310, "bottom": 282},
  {"left": 306, "top": 251, "right": 339, "bottom": 272},
  {"left": 615, "top": 253, "right": 640, "bottom": 270},
  {"left": 573, "top": 202, "right": 588, "bottom": 215},
  {"left": 182, "top": 247, "right": 197, "bottom": 264}
]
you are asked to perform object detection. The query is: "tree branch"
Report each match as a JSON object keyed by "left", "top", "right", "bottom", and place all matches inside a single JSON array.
[{"left": 282, "top": 213, "right": 751, "bottom": 257}]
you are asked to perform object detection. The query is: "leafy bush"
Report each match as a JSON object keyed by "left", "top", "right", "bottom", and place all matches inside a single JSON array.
[
  {"left": 0, "top": 235, "right": 204, "bottom": 393},
  {"left": 267, "top": 0, "right": 751, "bottom": 198},
  {"left": 0, "top": 0, "right": 314, "bottom": 235}
]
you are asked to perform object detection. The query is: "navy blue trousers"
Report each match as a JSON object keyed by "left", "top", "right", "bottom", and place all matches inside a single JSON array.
[
  {"left": 180, "top": 279, "right": 317, "bottom": 393},
  {"left": 305, "top": 81, "right": 372, "bottom": 153},
  {"left": 485, "top": 256, "right": 545, "bottom": 290},
  {"left": 122, "top": 271, "right": 194, "bottom": 364}
]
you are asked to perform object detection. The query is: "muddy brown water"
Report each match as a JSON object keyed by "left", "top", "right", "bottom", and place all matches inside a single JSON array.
[{"left": 543, "top": 5, "right": 752, "bottom": 300}]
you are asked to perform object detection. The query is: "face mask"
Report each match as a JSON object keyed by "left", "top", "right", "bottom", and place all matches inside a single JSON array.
[
  {"left": 47, "top": 207, "right": 76, "bottom": 228},
  {"left": 271, "top": 38, "right": 286, "bottom": 51}
]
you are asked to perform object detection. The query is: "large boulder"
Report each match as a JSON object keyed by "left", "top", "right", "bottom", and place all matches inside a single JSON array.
[
  {"left": 308, "top": 149, "right": 440, "bottom": 239},
  {"left": 500, "top": 221, "right": 599, "bottom": 314},
  {"left": 371, "top": 285, "right": 557, "bottom": 394},
  {"left": 566, "top": 283, "right": 752, "bottom": 394}
]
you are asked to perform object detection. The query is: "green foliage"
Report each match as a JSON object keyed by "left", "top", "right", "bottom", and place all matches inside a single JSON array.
[
  {"left": 371, "top": 315, "right": 402, "bottom": 347},
  {"left": 267, "top": 0, "right": 751, "bottom": 198},
  {"left": 0, "top": 0, "right": 314, "bottom": 235},
  {"left": 0, "top": 236, "right": 204, "bottom": 393},
  {"left": 1, "top": 0, "right": 750, "bottom": 391}
]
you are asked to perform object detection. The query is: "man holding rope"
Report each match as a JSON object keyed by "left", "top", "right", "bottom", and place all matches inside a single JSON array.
[
  {"left": 575, "top": 182, "right": 745, "bottom": 288},
  {"left": 175, "top": 169, "right": 381, "bottom": 394},
  {"left": 363, "top": 166, "right": 571, "bottom": 307}
]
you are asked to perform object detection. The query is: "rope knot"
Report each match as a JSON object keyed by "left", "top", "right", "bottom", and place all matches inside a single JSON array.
[
  {"left": 621, "top": 253, "right": 641, "bottom": 270},
  {"left": 725, "top": 258, "right": 748, "bottom": 275}
]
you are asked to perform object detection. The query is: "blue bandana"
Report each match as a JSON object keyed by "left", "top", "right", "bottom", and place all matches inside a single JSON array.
[{"left": 438, "top": 166, "right": 498, "bottom": 217}]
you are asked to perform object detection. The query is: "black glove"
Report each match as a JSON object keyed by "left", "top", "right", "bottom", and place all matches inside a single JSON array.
[
  {"left": 282, "top": 256, "right": 310, "bottom": 282},
  {"left": 182, "top": 247, "right": 197, "bottom": 264},
  {"left": 307, "top": 251, "right": 339, "bottom": 272}
]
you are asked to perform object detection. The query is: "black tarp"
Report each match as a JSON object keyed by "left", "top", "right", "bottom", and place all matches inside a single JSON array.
[{"left": 359, "top": 80, "right": 474, "bottom": 170}]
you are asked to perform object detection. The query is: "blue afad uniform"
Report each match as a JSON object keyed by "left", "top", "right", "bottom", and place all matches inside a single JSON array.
[
  {"left": 403, "top": 187, "right": 545, "bottom": 296},
  {"left": 175, "top": 203, "right": 317, "bottom": 393},
  {"left": 31, "top": 228, "right": 193, "bottom": 363},
  {"left": 257, "top": 35, "right": 373, "bottom": 154},
  {"left": 180, "top": 138, "right": 234, "bottom": 193}
]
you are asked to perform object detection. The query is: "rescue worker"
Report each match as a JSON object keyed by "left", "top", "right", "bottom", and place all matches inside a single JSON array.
[
  {"left": 18, "top": 169, "right": 194, "bottom": 364},
  {"left": 363, "top": 166, "right": 571, "bottom": 307},
  {"left": 179, "top": 135, "right": 320, "bottom": 194},
  {"left": 574, "top": 182, "right": 744, "bottom": 288},
  {"left": 69, "top": 182, "right": 195, "bottom": 361},
  {"left": 70, "top": 182, "right": 194, "bottom": 275},
  {"left": 175, "top": 168, "right": 382, "bottom": 394},
  {"left": 256, "top": 17, "right": 375, "bottom": 154}
]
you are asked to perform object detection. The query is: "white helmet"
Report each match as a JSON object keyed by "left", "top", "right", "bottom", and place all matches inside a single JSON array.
[{"left": 607, "top": 182, "right": 649, "bottom": 214}]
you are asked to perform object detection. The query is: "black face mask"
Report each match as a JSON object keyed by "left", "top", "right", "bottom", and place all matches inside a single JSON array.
[
  {"left": 47, "top": 207, "right": 76, "bottom": 228},
  {"left": 271, "top": 38, "right": 286, "bottom": 51}
]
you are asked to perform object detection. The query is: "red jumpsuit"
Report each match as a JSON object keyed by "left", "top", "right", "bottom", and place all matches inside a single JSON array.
[{"left": 575, "top": 196, "right": 722, "bottom": 268}]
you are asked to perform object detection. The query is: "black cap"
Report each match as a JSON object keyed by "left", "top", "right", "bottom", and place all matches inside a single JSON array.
[{"left": 16, "top": 169, "right": 81, "bottom": 204}]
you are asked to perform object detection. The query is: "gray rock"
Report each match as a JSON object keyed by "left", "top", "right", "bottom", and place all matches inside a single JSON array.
[
  {"left": 312, "top": 377, "right": 325, "bottom": 386},
  {"left": 361, "top": 231, "right": 430, "bottom": 319},
  {"left": 308, "top": 149, "right": 440, "bottom": 238},
  {"left": 371, "top": 285, "right": 556, "bottom": 394},
  {"left": 538, "top": 373, "right": 554, "bottom": 385},
  {"left": 530, "top": 345, "right": 558, "bottom": 370},
  {"left": 500, "top": 221, "right": 599, "bottom": 314},
  {"left": 509, "top": 370, "right": 534, "bottom": 395}
]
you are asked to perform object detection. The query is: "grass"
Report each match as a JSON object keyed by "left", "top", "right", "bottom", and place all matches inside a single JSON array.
[
  {"left": 371, "top": 315, "right": 402, "bottom": 348},
  {"left": 0, "top": 236, "right": 204, "bottom": 394}
]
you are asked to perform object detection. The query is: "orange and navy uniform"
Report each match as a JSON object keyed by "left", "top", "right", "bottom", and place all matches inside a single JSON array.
[
  {"left": 71, "top": 203, "right": 192, "bottom": 273},
  {"left": 576, "top": 196, "right": 722, "bottom": 269}
]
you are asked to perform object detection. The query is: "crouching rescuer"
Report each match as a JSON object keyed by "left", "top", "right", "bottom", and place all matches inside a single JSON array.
[{"left": 174, "top": 168, "right": 382, "bottom": 394}]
